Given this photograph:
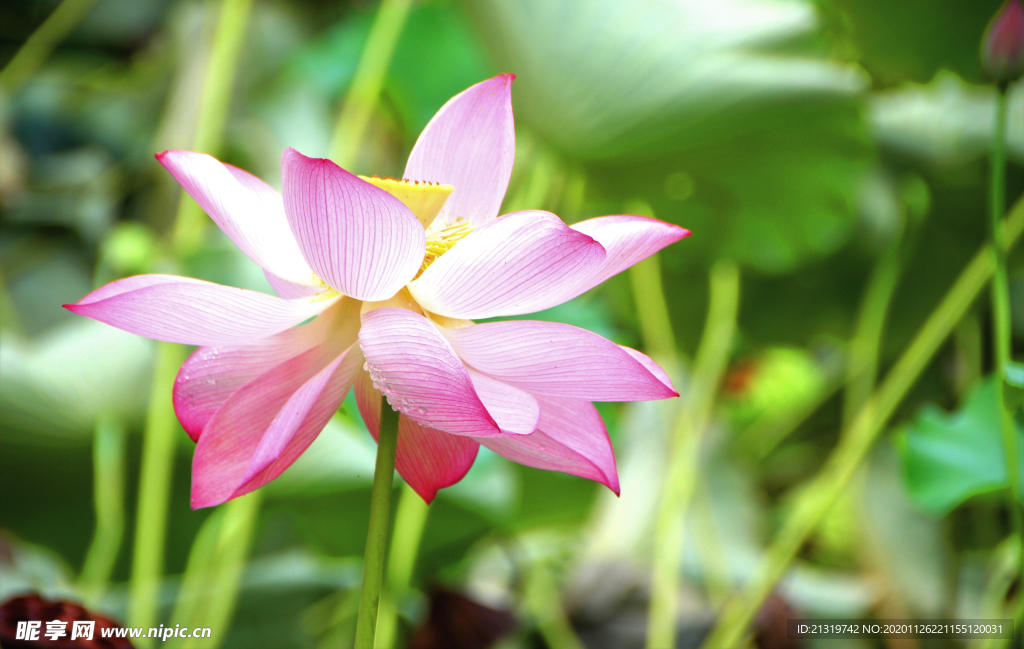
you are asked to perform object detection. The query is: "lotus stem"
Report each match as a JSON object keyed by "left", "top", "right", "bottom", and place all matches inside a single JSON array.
[
  {"left": 701, "top": 193, "right": 1024, "bottom": 649},
  {"left": 354, "top": 396, "right": 401, "bottom": 649},
  {"left": 843, "top": 210, "right": 906, "bottom": 428},
  {"left": 629, "top": 253, "right": 680, "bottom": 367},
  {"left": 168, "top": 492, "right": 262, "bottom": 649},
  {"left": 989, "top": 87, "right": 1024, "bottom": 581},
  {"left": 79, "top": 415, "right": 127, "bottom": 606},
  {"left": 329, "top": 0, "right": 415, "bottom": 169},
  {"left": 128, "top": 342, "right": 186, "bottom": 643},
  {"left": 647, "top": 259, "right": 740, "bottom": 649},
  {"left": 375, "top": 482, "right": 430, "bottom": 649},
  {"left": 172, "top": 0, "right": 255, "bottom": 255},
  {"left": 526, "top": 560, "right": 586, "bottom": 649},
  {"left": 0, "top": 0, "right": 98, "bottom": 93},
  {"left": 130, "top": 0, "right": 253, "bottom": 639}
]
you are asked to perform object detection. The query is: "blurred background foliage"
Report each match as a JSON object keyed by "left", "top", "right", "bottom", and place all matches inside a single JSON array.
[{"left": 1, "top": 0, "right": 1023, "bottom": 647}]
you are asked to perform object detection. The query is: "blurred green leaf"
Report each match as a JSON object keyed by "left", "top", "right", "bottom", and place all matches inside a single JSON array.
[
  {"left": 825, "top": 0, "right": 1004, "bottom": 86},
  {"left": 0, "top": 319, "right": 153, "bottom": 441},
  {"left": 870, "top": 71, "right": 1024, "bottom": 166},
  {"left": 467, "top": 0, "right": 866, "bottom": 161},
  {"left": 388, "top": 2, "right": 493, "bottom": 136},
  {"left": 897, "top": 377, "right": 1024, "bottom": 517},
  {"left": 466, "top": 0, "right": 873, "bottom": 271}
]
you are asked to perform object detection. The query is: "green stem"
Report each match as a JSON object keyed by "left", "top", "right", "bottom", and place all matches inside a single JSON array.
[
  {"left": 843, "top": 216, "right": 905, "bottom": 428},
  {"left": 626, "top": 201, "right": 680, "bottom": 366},
  {"left": 172, "top": 492, "right": 262, "bottom": 649},
  {"left": 354, "top": 396, "right": 401, "bottom": 649},
  {"left": 171, "top": 0, "right": 255, "bottom": 255},
  {"left": 127, "top": 0, "right": 253, "bottom": 638},
  {"left": 647, "top": 260, "right": 740, "bottom": 649},
  {"left": 701, "top": 195, "right": 1024, "bottom": 649},
  {"left": 989, "top": 88, "right": 1023, "bottom": 579},
  {"left": 79, "top": 415, "right": 127, "bottom": 606},
  {"left": 0, "top": 0, "right": 98, "bottom": 93},
  {"left": 128, "top": 342, "right": 186, "bottom": 643},
  {"left": 525, "top": 560, "right": 586, "bottom": 649},
  {"left": 375, "top": 482, "right": 430, "bottom": 649},
  {"left": 629, "top": 255, "right": 680, "bottom": 366},
  {"left": 329, "top": 0, "right": 415, "bottom": 169}
]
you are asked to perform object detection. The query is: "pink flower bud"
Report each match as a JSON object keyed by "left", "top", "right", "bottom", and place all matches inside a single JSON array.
[{"left": 982, "top": 0, "right": 1024, "bottom": 84}]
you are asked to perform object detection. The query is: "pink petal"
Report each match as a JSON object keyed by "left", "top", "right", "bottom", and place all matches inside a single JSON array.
[
  {"left": 355, "top": 371, "right": 479, "bottom": 503},
  {"left": 619, "top": 345, "right": 675, "bottom": 393},
  {"left": 64, "top": 274, "right": 339, "bottom": 346},
  {"left": 404, "top": 74, "right": 515, "bottom": 228},
  {"left": 479, "top": 396, "right": 619, "bottom": 494},
  {"left": 281, "top": 148, "right": 425, "bottom": 301},
  {"left": 233, "top": 349, "right": 363, "bottom": 498},
  {"left": 156, "top": 151, "right": 318, "bottom": 286},
  {"left": 567, "top": 215, "right": 690, "bottom": 298},
  {"left": 174, "top": 300, "right": 355, "bottom": 441},
  {"left": 467, "top": 369, "right": 540, "bottom": 435},
  {"left": 407, "top": 211, "right": 606, "bottom": 319},
  {"left": 444, "top": 320, "right": 677, "bottom": 401},
  {"left": 264, "top": 270, "right": 325, "bottom": 299},
  {"left": 190, "top": 339, "right": 360, "bottom": 508},
  {"left": 358, "top": 307, "right": 505, "bottom": 437}
]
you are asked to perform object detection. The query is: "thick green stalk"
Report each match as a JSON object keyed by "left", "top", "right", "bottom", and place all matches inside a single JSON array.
[
  {"left": 702, "top": 195, "right": 1024, "bottom": 649},
  {"left": 170, "top": 492, "right": 262, "bottom": 649},
  {"left": 79, "top": 415, "right": 127, "bottom": 606},
  {"left": 172, "top": 0, "right": 255, "bottom": 254},
  {"left": 128, "top": 342, "right": 186, "bottom": 642},
  {"left": 647, "top": 260, "right": 740, "bottom": 649},
  {"left": 0, "top": 0, "right": 98, "bottom": 93},
  {"left": 375, "top": 483, "right": 430, "bottom": 649},
  {"left": 989, "top": 88, "right": 1022, "bottom": 575},
  {"left": 354, "top": 397, "right": 401, "bottom": 649},
  {"left": 329, "top": 0, "right": 415, "bottom": 169}
]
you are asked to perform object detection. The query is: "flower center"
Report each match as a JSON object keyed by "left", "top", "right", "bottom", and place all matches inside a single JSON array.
[
  {"left": 417, "top": 221, "right": 474, "bottom": 278},
  {"left": 359, "top": 175, "right": 454, "bottom": 230}
]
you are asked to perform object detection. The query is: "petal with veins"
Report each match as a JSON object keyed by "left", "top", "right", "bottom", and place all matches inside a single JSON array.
[
  {"left": 190, "top": 337, "right": 360, "bottom": 508},
  {"left": 174, "top": 300, "right": 355, "bottom": 441},
  {"left": 282, "top": 148, "right": 425, "bottom": 301},
  {"left": 467, "top": 369, "right": 540, "bottom": 435},
  {"left": 355, "top": 371, "right": 479, "bottom": 503},
  {"left": 445, "top": 320, "right": 677, "bottom": 401},
  {"left": 358, "top": 307, "right": 504, "bottom": 437},
  {"left": 264, "top": 270, "right": 325, "bottom": 299},
  {"left": 479, "top": 396, "right": 619, "bottom": 494},
  {"left": 157, "top": 150, "right": 318, "bottom": 286},
  {"left": 404, "top": 74, "right": 515, "bottom": 228},
  {"left": 233, "top": 348, "right": 363, "bottom": 499},
  {"left": 407, "top": 211, "right": 606, "bottom": 319},
  {"left": 64, "top": 274, "right": 339, "bottom": 347},
  {"left": 568, "top": 215, "right": 690, "bottom": 298}
]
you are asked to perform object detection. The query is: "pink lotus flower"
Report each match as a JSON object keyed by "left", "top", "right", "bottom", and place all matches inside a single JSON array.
[{"left": 66, "top": 75, "right": 687, "bottom": 508}]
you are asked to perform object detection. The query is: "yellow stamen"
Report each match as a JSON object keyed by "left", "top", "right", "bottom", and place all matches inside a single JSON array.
[
  {"left": 359, "top": 175, "right": 454, "bottom": 229},
  {"left": 311, "top": 287, "right": 341, "bottom": 302},
  {"left": 417, "top": 221, "right": 474, "bottom": 278}
]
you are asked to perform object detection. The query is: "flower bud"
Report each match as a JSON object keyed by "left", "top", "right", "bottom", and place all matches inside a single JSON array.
[{"left": 982, "top": 0, "right": 1024, "bottom": 84}]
